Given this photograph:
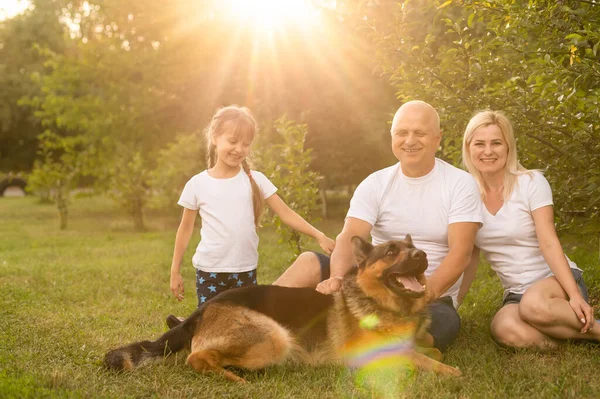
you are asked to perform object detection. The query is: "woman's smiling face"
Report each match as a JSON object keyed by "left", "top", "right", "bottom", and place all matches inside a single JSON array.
[{"left": 468, "top": 124, "right": 508, "bottom": 176}]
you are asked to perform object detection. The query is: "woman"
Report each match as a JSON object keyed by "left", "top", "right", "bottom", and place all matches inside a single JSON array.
[{"left": 460, "top": 110, "right": 597, "bottom": 349}]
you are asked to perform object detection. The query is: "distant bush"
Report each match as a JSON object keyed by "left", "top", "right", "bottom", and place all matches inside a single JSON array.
[{"left": 148, "top": 133, "right": 205, "bottom": 215}]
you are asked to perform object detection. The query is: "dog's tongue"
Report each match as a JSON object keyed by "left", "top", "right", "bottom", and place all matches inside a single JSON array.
[{"left": 397, "top": 276, "right": 424, "bottom": 292}]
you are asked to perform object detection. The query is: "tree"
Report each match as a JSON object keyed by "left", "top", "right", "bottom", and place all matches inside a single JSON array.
[
  {"left": 349, "top": 0, "right": 600, "bottom": 241},
  {"left": 27, "top": 130, "right": 86, "bottom": 229},
  {"left": 0, "top": 0, "right": 67, "bottom": 171},
  {"left": 255, "top": 117, "right": 322, "bottom": 259}
]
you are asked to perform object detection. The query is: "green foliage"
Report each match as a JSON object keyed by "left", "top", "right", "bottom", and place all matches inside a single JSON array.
[
  {"left": 148, "top": 133, "right": 206, "bottom": 214},
  {"left": 101, "top": 150, "right": 152, "bottom": 232},
  {"left": 256, "top": 117, "right": 322, "bottom": 259},
  {"left": 353, "top": 0, "right": 600, "bottom": 242},
  {"left": 0, "top": 0, "right": 67, "bottom": 171},
  {"left": 26, "top": 130, "right": 85, "bottom": 229}
]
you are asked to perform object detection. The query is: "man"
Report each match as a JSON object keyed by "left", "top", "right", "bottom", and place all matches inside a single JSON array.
[{"left": 274, "top": 100, "right": 482, "bottom": 351}]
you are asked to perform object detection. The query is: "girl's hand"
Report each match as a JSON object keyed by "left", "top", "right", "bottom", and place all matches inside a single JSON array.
[
  {"left": 569, "top": 294, "right": 594, "bottom": 333},
  {"left": 317, "top": 233, "right": 336, "bottom": 255},
  {"left": 170, "top": 272, "right": 185, "bottom": 302}
]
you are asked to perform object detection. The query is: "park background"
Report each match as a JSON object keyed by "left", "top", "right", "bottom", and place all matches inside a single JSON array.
[{"left": 1, "top": 0, "right": 599, "bottom": 397}]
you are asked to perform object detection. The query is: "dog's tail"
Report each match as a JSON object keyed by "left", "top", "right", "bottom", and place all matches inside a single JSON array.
[{"left": 103, "top": 311, "right": 201, "bottom": 371}]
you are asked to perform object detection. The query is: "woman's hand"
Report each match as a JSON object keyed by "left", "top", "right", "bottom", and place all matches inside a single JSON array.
[
  {"left": 317, "top": 233, "right": 336, "bottom": 255},
  {"left": 170, "top": 272, "right": 185, "bottom": 302},
  {"left": 569, "top": 294, "right": 594, "bottom": 333}
]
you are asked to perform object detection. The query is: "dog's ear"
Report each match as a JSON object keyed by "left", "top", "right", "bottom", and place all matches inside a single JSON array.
[
  {"left": 351, "top": 236, "right": 373, "bottom": 266},
  {"left": 405, "top": 234, "right": 413, "bottom": 246}
]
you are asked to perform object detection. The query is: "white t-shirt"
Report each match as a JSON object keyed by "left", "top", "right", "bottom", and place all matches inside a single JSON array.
[
  {"left": 178, "top": 168, "right": 277, "bottom": 273},
  {"left": 475, "top": 171, "right": 579, "bottom": 296},
  {"left": 347, "top": 158, "right": 483, "bottom": 307}
]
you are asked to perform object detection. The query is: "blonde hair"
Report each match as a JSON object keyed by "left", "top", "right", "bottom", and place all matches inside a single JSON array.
[
  {"left": 462, "top": 110, "right": 531, "bottom": 200},
  {"left": 204, "top": 105, "right": 264, "bottom": 226}
]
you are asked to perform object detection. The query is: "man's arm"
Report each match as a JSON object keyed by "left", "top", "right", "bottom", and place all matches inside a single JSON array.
[
  {"left": 426, "top": 222, "right": 479, "bottom": 301},
  {"left": 315, "top": 217, "right": 372, "bottom": 294}
]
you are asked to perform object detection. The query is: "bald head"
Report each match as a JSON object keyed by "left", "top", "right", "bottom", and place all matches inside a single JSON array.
[{"left": 391, "top": 101, "right": 440, "bottom": 135}]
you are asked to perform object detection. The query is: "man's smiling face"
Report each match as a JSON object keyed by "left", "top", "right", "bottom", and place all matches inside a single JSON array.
[{"left": 391, "top": 102, "right": 442, "bottom": 177}]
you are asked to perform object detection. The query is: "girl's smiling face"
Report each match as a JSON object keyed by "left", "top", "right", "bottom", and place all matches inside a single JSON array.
[
  {"left": 212, "top": 122, "right": 253, "bottom": 171},
  {"left": 468, "top": 124, "right": 508, "bottom": 176}
]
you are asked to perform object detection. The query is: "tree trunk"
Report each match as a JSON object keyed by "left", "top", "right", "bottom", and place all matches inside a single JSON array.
[
  {"left": 131, "top": 197, "right": 145, "bottom": 232},
  {"left": 57, "top": 189, "right": 68, "bottom": 230},
  {"left": 318, "top": 178, "right": 328, "bottom": 220}
]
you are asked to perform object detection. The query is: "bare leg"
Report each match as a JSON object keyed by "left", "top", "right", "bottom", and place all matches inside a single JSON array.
[
  {"left": 519, "top": 277, "right": 600, "bottom": 341},
  {"left": 490, "top": 304, "right": 559, "bottom": 349},
  {"left": 272, "top": 252, "right": 322, "bottom": 288}
]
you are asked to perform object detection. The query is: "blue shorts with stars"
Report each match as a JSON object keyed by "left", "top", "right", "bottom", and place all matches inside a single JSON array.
[{"left": 195, "top": 269, "right": 258, "bottom": 307}]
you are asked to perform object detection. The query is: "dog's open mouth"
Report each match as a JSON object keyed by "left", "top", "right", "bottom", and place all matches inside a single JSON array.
[{"left": 388, "top": 272, "right": 426, "bottom": 296}]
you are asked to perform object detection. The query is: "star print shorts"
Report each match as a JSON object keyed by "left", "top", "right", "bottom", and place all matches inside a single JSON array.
[{"left": 194, "top": 269, "right": 258, "bottom": 307}]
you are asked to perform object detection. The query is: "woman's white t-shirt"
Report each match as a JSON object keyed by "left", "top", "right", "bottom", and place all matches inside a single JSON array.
[
  {"left": 178, "top": 168, "right": 277, "bottom": 273},
  {"left": 475, "top": 172, "right": 579, "bottom": 296}
]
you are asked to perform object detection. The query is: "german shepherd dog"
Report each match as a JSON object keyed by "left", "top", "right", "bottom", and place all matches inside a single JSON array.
[{"left": 104, "top": 235, "right": 461, "bottom": 382}]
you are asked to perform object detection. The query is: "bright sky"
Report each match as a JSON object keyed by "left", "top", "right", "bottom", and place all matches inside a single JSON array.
[{"left": 0, "top": 0, "right": 30, "bottom": 21}]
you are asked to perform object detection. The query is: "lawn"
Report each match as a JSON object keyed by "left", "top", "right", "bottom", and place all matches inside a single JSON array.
[{"left": 1, "top": 196, "right": 599, "bottom": 398}]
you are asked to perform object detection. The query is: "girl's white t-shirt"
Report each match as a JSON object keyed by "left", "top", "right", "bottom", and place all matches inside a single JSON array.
[
  {"left": 475, "top": 172, "right": 579, "bottom": 296},
  {"left": 178, "top": 168, "right": 277, "bottom": 273}
]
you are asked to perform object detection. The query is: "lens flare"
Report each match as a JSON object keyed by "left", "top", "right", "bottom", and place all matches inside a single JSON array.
[{"left": 342, "top": 314, "right": 419, "bottom": 397}]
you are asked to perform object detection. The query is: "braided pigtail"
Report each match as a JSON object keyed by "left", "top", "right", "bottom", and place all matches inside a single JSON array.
[{"left": 242, "top": 159, "right": 265, "bottom": 227}]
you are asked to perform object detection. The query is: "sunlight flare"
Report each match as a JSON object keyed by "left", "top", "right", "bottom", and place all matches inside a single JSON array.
[{"left": 224, "top": 0, "right": 319, "bottom": 33}]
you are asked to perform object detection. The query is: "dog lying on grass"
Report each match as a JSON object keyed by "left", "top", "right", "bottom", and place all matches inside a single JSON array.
[{"left": 104, "top": 235, "right": 461, "bottom": 382}]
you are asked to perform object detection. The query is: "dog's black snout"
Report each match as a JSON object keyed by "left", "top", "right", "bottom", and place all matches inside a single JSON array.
[{"left": 410, "top": 249, "right": 426, "bottom": 260}]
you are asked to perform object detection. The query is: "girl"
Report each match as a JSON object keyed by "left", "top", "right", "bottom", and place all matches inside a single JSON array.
[
  {"left": 169, "top": 105, "right": 335, "bottom": 307},
  {"left": 459, "top": 110, "right": 597, "bottom": 349}
]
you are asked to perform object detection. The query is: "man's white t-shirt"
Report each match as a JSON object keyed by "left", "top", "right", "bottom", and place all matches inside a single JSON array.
[
  {"left": 347, "top": 158, "right": 483, "bottom": 307},
  {"left": 475, "top": 172, "right": 579, "bottom": 297},
  {"left": 178, "top": 168, "right": 277, "bottom": 273}
]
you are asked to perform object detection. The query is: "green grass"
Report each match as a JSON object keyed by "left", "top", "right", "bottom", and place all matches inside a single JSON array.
[{"left": 1, "top": 196, "right": 599, "bottom": 398}]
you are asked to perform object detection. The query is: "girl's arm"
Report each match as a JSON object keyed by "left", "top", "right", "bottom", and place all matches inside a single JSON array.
[
  {"left": 170, "top": 208, "right": 197, "bottom": 301},
  {"left": 533, "top": 205, "right": 594, "bottom": 332},
  {"left": 265, "top": 194, "right": 335, "bottom": 254},
  {"left": 457, "top": 246, "right": 480, "bottom": 307}
]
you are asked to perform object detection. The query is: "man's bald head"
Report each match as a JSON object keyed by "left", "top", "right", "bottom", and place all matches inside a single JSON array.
[
  {"left": 389, "top": 100, "right": 443, "bottom": 177},
  {"left": 391, "top": 100, "right": 441, "bottom": 135}
]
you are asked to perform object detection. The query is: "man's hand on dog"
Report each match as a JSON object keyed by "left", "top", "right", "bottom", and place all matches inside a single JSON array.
[
  {"left": 316, "top": 276, "right": 343, "bottom": 295},
  {"left": 170, "top": 272, "right": 185, "bottom": 301},
  {"left": 316, "top": 233, "right": 336, "bottom": 255}
]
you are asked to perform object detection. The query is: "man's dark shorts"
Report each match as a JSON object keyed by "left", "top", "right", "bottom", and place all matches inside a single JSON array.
[
  {"left": 502, "top": 268, "right": 589, "bottom": 306},
  {"left": 314, "top": 252, "right": 460, "bottom": 352}
]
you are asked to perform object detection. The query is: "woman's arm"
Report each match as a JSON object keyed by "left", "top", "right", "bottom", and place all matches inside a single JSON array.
[
  {"left": 169, "top": 208, "right": 197, "bottom": 301},
  {"left": 265, "top": 194, "right": 335, "bottom": 254},
  {"left": 533, "top": 205, "right": 593, "bottom": 332}
]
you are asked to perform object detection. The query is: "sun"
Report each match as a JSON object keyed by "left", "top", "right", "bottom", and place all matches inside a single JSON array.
[
  {"left": 224, "top": 0, "right": 319, "bottom": 33},
  {"left": 0, "top": 0, "right": 31, "bottom": 21}
]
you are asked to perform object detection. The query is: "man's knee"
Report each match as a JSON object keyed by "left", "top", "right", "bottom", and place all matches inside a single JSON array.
[
  {"left": 427, "top": 298, "right": 461, "bottom": 352},
  {"left": 294, "top": 251, "right": 321, "bottom": 268},
  {"left": 273, "top": 252, "right": 323, "bottom": 288}
]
